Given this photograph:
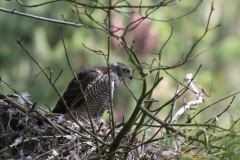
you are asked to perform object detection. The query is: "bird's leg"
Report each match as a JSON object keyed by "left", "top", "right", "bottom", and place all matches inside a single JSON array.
[{"left": 93, "top": 107, "right": 106, "bottom": 125}]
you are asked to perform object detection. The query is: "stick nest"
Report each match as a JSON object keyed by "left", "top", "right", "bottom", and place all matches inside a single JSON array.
[{"left": 0, "top": 94, "right": 178, "bottom": 160}]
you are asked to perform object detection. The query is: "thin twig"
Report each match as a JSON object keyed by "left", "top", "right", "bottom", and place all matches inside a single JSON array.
[
  {"left": 188, "top": 92, "right": 240, "bottom": 123},
  {"left": 54, "top": 70, "right": 63, "bottom": 84},
  {"left": 60, "top": 27, "right": 100, "bottom": 152},
  {"left": 0, "top": 7, "right": 83, "bottom": 27}
]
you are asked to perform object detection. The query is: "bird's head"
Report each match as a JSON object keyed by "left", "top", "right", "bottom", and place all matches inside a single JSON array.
[{"left": 111, "top": 62, "right": 132, "bottom": 80}]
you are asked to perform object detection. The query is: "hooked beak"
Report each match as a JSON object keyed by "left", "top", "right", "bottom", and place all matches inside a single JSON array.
[{"left": 129, "top": 76, "right": 133, "bottom": 80}]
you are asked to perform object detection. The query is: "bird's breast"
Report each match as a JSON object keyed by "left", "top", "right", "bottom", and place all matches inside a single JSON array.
[{"left": 82, "top": 73, "right": 120, "bottom": 110}]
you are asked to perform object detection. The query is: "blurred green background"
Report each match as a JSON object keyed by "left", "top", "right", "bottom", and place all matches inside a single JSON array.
[{"left": 0, "top": 0, "right": 240, "bottom": 128}]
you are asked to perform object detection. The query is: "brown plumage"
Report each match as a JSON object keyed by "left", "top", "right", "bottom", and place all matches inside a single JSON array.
[{"left": 52, "top": 62, "right": 132, "bottom": 123}]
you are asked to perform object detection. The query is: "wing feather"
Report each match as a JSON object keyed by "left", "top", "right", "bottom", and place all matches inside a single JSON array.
[{"left": 52, "top": 67, "right": 104, "bottom": 114}]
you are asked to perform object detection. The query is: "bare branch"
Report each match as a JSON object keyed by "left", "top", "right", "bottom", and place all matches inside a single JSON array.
[{"left": 0, "top": 7, "right": 83, "bottom": 27}]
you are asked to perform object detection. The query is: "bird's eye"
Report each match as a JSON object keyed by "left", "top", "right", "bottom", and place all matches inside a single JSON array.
[{"left": 124, "top": 69, "right": 129, "bottom": 73}]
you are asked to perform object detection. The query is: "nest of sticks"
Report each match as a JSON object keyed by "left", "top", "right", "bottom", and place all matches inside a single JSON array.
[{"left": 0, "top": 92, "right": 179, "bottom": 160}]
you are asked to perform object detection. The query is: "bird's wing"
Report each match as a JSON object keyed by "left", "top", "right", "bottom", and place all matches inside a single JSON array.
[{"left": 52, "top": 68, "right": 104, "bottom": 114}]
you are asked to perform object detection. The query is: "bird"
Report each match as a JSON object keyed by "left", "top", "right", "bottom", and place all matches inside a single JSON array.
[{"left": 52, "top": 62, "right": 132, "bottom": 124}]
